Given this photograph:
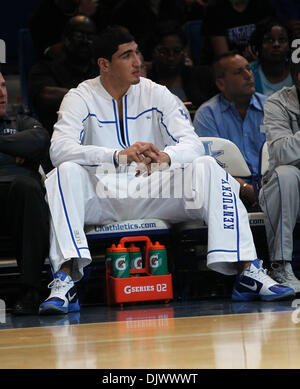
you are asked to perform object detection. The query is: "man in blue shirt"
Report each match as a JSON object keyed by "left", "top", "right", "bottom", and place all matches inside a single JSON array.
[{"left": 193, "top": 51, "right": 266, "bottom": 208}]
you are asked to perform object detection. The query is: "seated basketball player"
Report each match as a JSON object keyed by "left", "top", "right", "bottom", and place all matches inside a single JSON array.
[{"left": 39, "top": 27, "right": 294, "bottom": 315}]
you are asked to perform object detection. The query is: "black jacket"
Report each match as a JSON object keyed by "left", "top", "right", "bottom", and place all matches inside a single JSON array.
[{"left": 0, "top": 113, "right": 50, "bottom": 182}]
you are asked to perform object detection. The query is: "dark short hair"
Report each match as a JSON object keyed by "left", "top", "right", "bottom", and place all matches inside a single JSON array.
[
  {"left": 249, "top": 18, "right": 292, "bottom": 59},
  {"left": 213, "top": 51, "right": 240, "bottom": 79},
  {"left": 153, "top": 20, "right": 187, "bottom": 48},
  {"left": 93, "top": 26, "right": 135, "bottom": 61},
  {"left": 62, "top": 15, "right": 97, "bottom": 39}
]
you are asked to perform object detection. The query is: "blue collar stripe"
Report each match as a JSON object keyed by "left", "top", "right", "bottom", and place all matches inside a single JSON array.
[
  {"left": 124, "top": 95, "right": 130, "bottom": 146},
  {"left": 112, "top": 100, "right": 126, "bottom": 149}
]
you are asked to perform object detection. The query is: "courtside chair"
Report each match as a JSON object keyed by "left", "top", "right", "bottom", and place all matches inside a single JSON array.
[{"left": 177, "top": 137, "right": 266, "bottom": 236}]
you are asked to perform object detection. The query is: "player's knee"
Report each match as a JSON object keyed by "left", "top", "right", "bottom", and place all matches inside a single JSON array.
[
  {"left": 193, "top": 155, "right": 218, "bottom": 170},
  {"left": 193, "top": 154, "right": 211, "bottom": 163},
  {"left": 57, "top": 161, "right": 83, "bottom": 176}
]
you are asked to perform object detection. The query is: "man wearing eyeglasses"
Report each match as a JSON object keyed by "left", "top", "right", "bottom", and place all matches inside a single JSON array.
[
  {"left": 29, "top": 0, "right": 99, "bottom": 60},
  {"left": 193, "top": 52, "right": 266, "bottom": 209}
]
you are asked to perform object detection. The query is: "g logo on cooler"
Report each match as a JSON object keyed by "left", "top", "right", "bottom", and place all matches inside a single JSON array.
[
  {"left": 150, "top": 255, "right": 159, "bottom": 268},
  {"left": 124, "top": 285, "right": 131, "bottom": 294},
  {"left": 116, "top": 256, "right": 127, "bottom": 270},
  {"left": 133, "top": 256, "right": 142, "bottom": 269}
]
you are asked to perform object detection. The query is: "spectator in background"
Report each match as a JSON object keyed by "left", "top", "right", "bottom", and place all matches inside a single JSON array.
[
  {"left": 204, "top": 0, "right": 275, "bottom": 62},
  {"left": 29, "top": 15, "right": 98, "bottom": 174},
  {"left": 259, "top": 58, "right": 300, "bottom": 294},
  {"left": 249, "top": 19, "right": 293, "bottom": 96},
  {"left": 0, "top": 66, "right": 50, "bottom": 315},
  {"left": 193, "top": 52, "right": 266, "bottom": 209},
  {"left": 157, "top": 0, "right": 211, "bottom": 66},
  {"left": 148, "top": 21, "right": 217, "bottom": 115},
  {"left": 139, "top": 40, "right": 192, "bottom": 123},
  {"left": 29, "top": 15, "right": 98, "bottom": 139},
  {"left": 29, "top": 0, "right": 99, "bottom": 60}
]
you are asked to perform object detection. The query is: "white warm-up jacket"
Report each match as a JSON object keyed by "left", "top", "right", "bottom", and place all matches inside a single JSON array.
[{"left": 50, "top": 76, "right": 205, "bottom": 167}]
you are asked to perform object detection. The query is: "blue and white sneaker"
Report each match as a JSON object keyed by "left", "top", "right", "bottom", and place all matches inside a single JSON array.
[
  {"left": 39, "top": 271, "right": 80, "bottom": 315},
  {"left": 232, "top": 259, "right": 295, "bottom": 301}
]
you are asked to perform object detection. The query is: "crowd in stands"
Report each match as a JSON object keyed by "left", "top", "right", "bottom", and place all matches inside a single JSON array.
[{"left": 1, "top": 0, "right": 300, "bottom": 315}]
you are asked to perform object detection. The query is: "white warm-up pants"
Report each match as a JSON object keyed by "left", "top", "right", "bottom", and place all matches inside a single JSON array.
[{"left": 45, "top": 156, "right": 257, "bottom": 281}]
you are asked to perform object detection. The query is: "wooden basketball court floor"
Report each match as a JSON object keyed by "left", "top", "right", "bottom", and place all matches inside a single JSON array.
[{"left": 1, "top": 298, "right": 300, "bottom": 370}]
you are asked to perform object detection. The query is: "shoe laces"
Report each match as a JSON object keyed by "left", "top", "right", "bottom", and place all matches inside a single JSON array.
[
  {"left": 48, "top": 277, "right": 67, "bottom": 291},
  {"left": 247, "top": 264, "right": 273, "bottom": 284}
]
